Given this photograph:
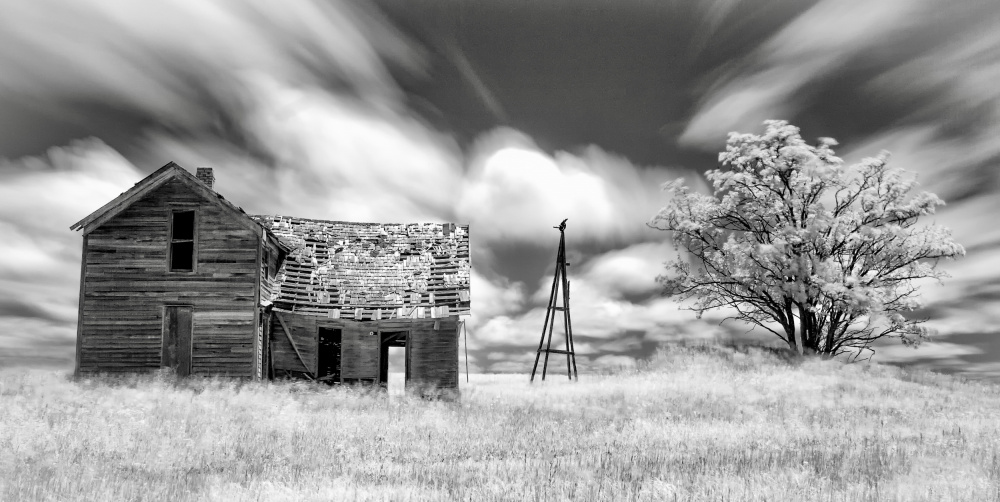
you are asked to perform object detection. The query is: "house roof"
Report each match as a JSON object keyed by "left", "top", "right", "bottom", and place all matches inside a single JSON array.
[
  {"left": 69, "top": 161, "right": 469, "bottom": 317},
  {"left": 70, "top": 162, "right": 289, "bottom": 254},
  {"left": 254, "top": 215, "right": 470, "bottom": 317}
]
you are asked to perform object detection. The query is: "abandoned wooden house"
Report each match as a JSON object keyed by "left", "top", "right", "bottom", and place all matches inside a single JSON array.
[{"left": 70, "top": 162, "right": 470, "bottom": 393}]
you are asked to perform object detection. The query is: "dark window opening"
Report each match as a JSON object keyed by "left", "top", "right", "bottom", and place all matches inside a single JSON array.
[
  {"left": 170, "top": 210, "right": 195, "bottom": 272},
  {"left": 317, "top": 327, "right": 342, "bottom": 384},
  {"left": 172, "top": 211, "right": 194, "bottom": 240},
  {"left": 170, "top": 242, "right": 194, "bottom": 270}
]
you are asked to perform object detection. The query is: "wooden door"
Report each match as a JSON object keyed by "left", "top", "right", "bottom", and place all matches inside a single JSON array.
[
  {"left": 161, "top": 306, "right": 193, "bottom": 376},
  {"left": 341, "top": 327, "right": 378, "bottom": 383}
]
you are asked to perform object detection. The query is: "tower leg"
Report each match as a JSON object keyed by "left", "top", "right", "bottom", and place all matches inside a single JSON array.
[{"left": 531, "top": 247, "right": 561, "bottom": 382}]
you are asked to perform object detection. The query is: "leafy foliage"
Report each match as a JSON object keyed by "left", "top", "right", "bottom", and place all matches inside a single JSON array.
[{"left": 650, "top": 121, "right": 964, "bottom": 356}]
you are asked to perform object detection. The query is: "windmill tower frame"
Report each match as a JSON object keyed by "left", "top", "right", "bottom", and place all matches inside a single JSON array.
[{"left": 530, "top": 219, "right": 578, "bottom": 382}]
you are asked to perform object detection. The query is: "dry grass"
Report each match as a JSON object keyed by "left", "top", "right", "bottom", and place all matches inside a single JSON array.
[{"left": 2, "top": 343, "right": 999, "bottom": 501}]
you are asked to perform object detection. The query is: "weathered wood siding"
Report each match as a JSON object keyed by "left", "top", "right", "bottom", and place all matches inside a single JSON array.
[
  {"left": 340, "top": 326, "right": 378, "bottom": 381},
  {"left": 268, "top": 311, "right": 459, "bottom": 391},
  {"left": 408, "top": 317, "right": 459, "bottom": 392},
  {"left": 78, "top": 178, "right": 259, "bottom": 376}
]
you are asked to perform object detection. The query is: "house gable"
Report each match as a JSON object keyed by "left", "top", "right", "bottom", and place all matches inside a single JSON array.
[
  {"left": 70, "top": 162, "right": 265, "bottom": 239},
  {"left": 73, "top": 163, "right": 284, "bottom": 379}
]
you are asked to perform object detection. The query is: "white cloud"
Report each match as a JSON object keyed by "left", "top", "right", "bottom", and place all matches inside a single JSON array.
[
  {"left": 467, "top": 270, "right": 527, "bottom": 331},
  {"left": 573, "top": 241, "right": 677, "bottom": 299},
  {"left": 469, "top": 312, "right": 545, "bottom": 351},
  {"left": 458, "top": 143, "right": 614, "bottom": 243},
  {"left": 458, "top": 128, "right": 697, "bottom": 246},
  {"left": 226, "top": 74, "right": 464, "bottom": 223}
]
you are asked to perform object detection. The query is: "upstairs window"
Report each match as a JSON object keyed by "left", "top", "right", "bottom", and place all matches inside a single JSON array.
[{"left": 169, "top": 210, "right": 195, "bottom": 272}]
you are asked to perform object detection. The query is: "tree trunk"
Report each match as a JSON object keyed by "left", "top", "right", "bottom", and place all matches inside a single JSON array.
[
  {"left": 784, "top": 328, "right": 800, "bottom": 354},
  {"left": 785, "top": 301, "right": 801, "bottom": 355},
  {"left": 794, "top": 305, "right": 806, "bottom": 356}
]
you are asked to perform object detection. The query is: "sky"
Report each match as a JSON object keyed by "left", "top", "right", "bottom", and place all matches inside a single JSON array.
[{"left": 1, "top": 0, "right": 999, "bottom": 379}]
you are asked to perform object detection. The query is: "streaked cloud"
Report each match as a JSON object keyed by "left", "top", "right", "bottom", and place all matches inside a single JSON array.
[
  {"left": 219, "top": 74, "right": 464, "bottom": 222},
  {"left": 0, "top": 0, "right": 417, "bottom": 127},
  {"left": 458, "top": 127, "right": 700, "bottom": 246},
  {"left": 680, "top": 0, "right": 944, "bottom": 150},
  {"left": 0, "top": 139, "right": 143, "bottom": 365}
]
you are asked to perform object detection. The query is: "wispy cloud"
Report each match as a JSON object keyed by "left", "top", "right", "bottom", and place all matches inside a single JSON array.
[
  {"left": 0, "top": 139, "right": 142, "bottom": 365},
  {"left": 680, "top": 0, "right": 933, "bottom": 150},
  {"left": 0, "top": 1, "right": 418, "bottom": 126},
  {"left": 219, "top": 74, "right": 464, "bottom": 222}
]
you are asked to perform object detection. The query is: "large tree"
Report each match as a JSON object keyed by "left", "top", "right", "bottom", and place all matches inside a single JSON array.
[{"left": 649, "top": 121, "right": 964, "bottom": 357}]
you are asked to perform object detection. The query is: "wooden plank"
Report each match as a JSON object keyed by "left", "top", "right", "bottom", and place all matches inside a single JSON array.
[
  {"left": 253, "top": 235, "right": 262, "bottom": 381},
  {"left": 408, "top": 318, "right": 459, "bottom": 394},
  {"left": 74, "top": 233, "right": 88, "bottom": 377}
]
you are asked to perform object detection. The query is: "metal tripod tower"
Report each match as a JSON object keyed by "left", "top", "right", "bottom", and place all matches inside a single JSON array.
[{"left": 530, "top": 219, "right": 578, "bottom": 382}]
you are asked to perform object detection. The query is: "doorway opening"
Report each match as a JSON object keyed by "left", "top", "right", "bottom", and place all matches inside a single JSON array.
[
  {"left": 317, "top": 327, "right": 342, "bottom": 384},
  {"left": 379, "top": 331, "right": 408, "bottom": 394}
]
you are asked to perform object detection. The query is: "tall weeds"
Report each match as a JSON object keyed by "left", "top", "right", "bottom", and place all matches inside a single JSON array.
[{"left": 2, "top": 343, "right": 998, "bottom": 501}]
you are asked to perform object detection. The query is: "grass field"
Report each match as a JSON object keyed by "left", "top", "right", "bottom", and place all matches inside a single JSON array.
[{"left": 2, "top": 343, "right": 999, "bottom": 501}]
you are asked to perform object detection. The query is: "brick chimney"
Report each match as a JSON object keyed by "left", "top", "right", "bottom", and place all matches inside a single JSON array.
[{"left": 196, "top": 167, "right": 215, "bottom": 190}]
